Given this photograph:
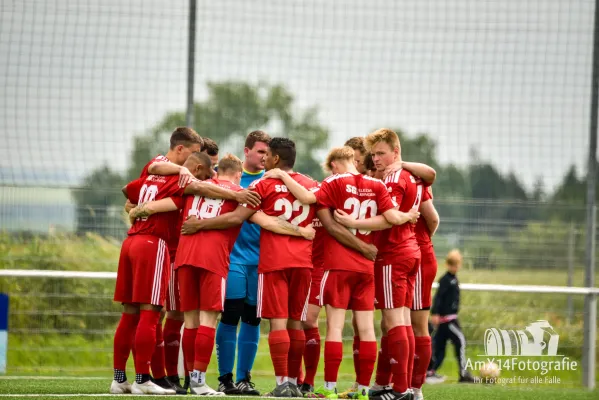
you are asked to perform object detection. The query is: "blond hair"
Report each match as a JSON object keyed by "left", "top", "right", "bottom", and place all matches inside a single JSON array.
[
  {"left": 324, "top": 146, "right": 355, "bottom": 172},
  {"left": 445, "top": 249, "right": 463, "bottom": 267},
  {"left": 217, "top": 153, "right": 243, "bottom": 174},
  {"left": 365, "top": 128, "right": 401, "bottom": 153}
]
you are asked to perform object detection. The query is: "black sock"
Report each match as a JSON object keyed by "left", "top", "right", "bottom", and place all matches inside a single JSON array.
[
  {"left": 113, "top": 369, "right": 127, "bottom": 384},
  {"left": 135, "top": 373, "right": 152, "bottom": 384}
]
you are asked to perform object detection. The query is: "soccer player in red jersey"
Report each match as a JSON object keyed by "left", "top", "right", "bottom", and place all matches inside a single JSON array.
[
  {"left": 332, "top": 129, "right": 424, "bottom": 400},
  {"left": 409, "top": 185, "right": 440, "bottom": 399},
  {"left": 265, "top": 146, "right": 419, "bottom": 399},
  {"left": 111, "top": 153, "right": 260, "bottom": 395}
]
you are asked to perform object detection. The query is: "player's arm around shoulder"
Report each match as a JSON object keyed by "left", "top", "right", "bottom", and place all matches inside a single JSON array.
[
  {"left": 128, "top": 198, "right": 180, "bottom": 224},
  {"left": 181, "top": 204, "right": 256, "bottom": 235},
  {"left": 262, "top": 168, "right": 317, "bottom": 204},
  {"left": 249, "top": 212, "right": 316, "bottom": 240},
  {"left": 420, "top": 199, "right": 439, "bottom": 236},
  {"left": 184, "top": 179, "right": 261, "bottom": 207}
]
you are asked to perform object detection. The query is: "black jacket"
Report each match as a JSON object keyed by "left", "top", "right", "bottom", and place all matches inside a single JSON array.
[{"left": 431, "top": 271, "right": 460, "bottom": 316}]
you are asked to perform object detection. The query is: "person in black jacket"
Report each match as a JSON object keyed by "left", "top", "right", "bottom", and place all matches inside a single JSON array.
[{"left": 426, "top": 250, "right": 475, "bottom": 383}]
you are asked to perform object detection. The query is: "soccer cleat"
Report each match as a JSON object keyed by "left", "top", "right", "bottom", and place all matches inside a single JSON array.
[
  {"left": 109, "top": 380, "right": 132, "bottom": 394},
  {"left": 167, "top": 375, "right": 189, "bottom": 395},
  {"left": 338, "top": 383, "right": 358, "bottom": 399},
  {"left": 131, "top": 380, "right": 174, "bottom": 395},
  {"left": 189, "top": 381, "right": 226, "bottom": 396},
  {"left": 300, "top": 383, "right": 324, "bottom": 398},
  {"left": 288, "top": 383, "right": 304, "bottom": 398},
  {"left": 153, "top": 377, "right": 178, "bottom": 395},
  {"left": 458, "top": 372, "right": 476, "bottom": 384},
  {"left": 184, "top": 375, "right": 191, "bottom": 391},
  {"left": 355, "top": 389, "right": 369, "bottom": 400},
  {"left": 424, "top": 371, "right": 445, "bottom": 385},
  {"left": 412, "top": 388, "right": 423, "bottom": 400},
  {"left": 218, "top": 373, "right": 242, "bottom": 395},
  {"left": 236, "top": 373, "right": 261, "bottom": 396},
  {"left": 314, "top": 386, "right": 338, "bottom": 399},
  {"left": 368, "top": 385, "right": 392, "bottom": 397},
  {"left": 265, "top": 382, "right": 294, "bottom": 397},
  {"left": 370, "top": 390, "right": 413, "bottom": 400}
]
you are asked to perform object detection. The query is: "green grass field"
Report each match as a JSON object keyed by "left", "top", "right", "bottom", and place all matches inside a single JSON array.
[{"left": 0, "top": 377, "right": 597, "bottom": 400}]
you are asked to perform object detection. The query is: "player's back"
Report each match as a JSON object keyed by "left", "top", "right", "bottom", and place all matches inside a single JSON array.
[
  {"left": 139, "top": 155, "right": 170, "bottom": 180},
  {"left": 377, "top": 169, "right": 422, "bottom": 261},
  {"left": 317, "top": 173, "right": 393, "bottom": 273},
  {"left": 250, "top": 173, "right": 318, "bottom": 273},
  {"left": 175, "top": 179, "right": 242, "bottom": 277},
  {"left": 127, "top": 174, "right": 185, "bottom": 241}
]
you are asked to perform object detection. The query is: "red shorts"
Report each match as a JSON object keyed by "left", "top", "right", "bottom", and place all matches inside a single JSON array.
[
  {"left": 177, "top": 265, "right": 226, "bottom": 312},
  {"left": 114, "top": 235, "right": 170, "bottom": 306},
  {"left": 412, "top": 248, "right": 437, "bottom": 311},
  {"left": 309, "top": 263, "right": 324, "bottom": 306},
  {"left": 166, "top": 261, "right": 181, "bottom": 312},
  {"left": 257, "top": 268, "right": 311, "bottom": 321},
  {"left": 374, "top": 257, "right": 420, "bottom": 310},
  {"left": 320, "top": 270, "right": 374, "bottom": 311}
]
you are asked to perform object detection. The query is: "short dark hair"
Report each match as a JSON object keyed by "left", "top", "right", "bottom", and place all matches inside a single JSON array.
[
  {"left": 344, "top": 137, "right": 366, "bottom": 154},
  {"left": 189, "top": 151, "right": 212, "bottom": 167},
  {"left": 217, "top": 154, "right": 243, "bottom": 174},
  {"left": 269, "top": 137, "right": 296, "bottom": 169},
  {"left": 170, "top": 127, "right": 203, "bottom": 150},
  {"left": 244, "top": 130, "right": 271, "bottom": 150},
  {"left": 202, "top": 137, "right": 219, "bottom": 156}
]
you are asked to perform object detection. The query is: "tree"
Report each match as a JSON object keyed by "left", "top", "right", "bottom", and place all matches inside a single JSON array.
[
  {"left": 127, "top": 81, "right": 330, "bottom": 181},
  {"left": 72, "top": 166, "right": 126, "bottom": 237}
]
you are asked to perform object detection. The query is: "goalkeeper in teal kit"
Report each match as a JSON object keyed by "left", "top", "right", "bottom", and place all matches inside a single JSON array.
[{"left": 216, "top": 131, "right": 270, "bottom": 395}]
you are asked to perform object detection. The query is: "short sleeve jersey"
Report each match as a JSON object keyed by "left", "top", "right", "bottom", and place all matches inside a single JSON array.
[
  {"left": 139, "top": 155, "right": 170, "bottom": 180},
  {"left": 126, "top": 175, "right": 186, "bottom": 241},
  {"left": 415, "top": 186, "right": 434, "bottom": 248},
  {"left": 376, "top": 169, "right": 422, "bottom": 264},
  {"left": 245, "top": 173, "right": 319, "bottom": 273},
  {"left": 174, "top": 179, "right": 242, "bottom": 278},
  {"left": 314, "top": 173, "right": 394, "bottom": 274}
]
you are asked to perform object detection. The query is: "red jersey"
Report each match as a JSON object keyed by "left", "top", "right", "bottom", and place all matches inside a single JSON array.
[
  {"left": 174, "top": 179, "right": 242, "bottom": 279},
  {"left": 376, "top": 169, "right": 422, "bottom": 264},
  {"left": 246, "top": 173, "right": 319, "bottom": 273},
  {"left": 139, "top": 155, "right": 170, "bottom": 180},
  {"left": 311, "top": 215, "right": 326, "bottom": 281},
  {"left": 126, "top": 175, "right": 185, "bottom": 242},
  {"left": 415, "top": 185, "right": 434, "bottom": 249},
  {"left": 315, "top": 173, "right": 395, "bottom": 274}
]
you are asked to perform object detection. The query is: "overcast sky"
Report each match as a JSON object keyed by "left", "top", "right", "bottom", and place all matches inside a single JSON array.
[{"left": 0, "top": 0, "right": 595, "bottom": 190}]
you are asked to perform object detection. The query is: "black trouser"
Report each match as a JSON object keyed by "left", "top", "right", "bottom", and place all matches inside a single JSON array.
[{"left": 430, "top": 319, "right": 467, "bottom": 377}]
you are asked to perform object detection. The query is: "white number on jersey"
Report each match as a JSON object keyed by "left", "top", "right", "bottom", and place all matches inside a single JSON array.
[
  {"left": 343, "top": 198, "right": 378, "bottom": 235},
  {"left": 188, "top": 196, "right": 225, "bottom": 219},
  {"left": 274, "top": 198, "right": 310, "bottom": 226},
  {"left": 412, "top": 185, "right": 423, "bottom": 210},
  {"left": 138, "top": 184, "right": 159, "bottom": 221}
]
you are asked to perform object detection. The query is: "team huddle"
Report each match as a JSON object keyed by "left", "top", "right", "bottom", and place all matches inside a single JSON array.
[{"left": 110, "top": 127, "right": 441, "bottom": 400}]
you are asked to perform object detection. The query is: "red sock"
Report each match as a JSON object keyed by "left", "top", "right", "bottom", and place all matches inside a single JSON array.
[
  {"left": 406, "top": 327, "right": 415, "bottom": 388},
  {"left": 183, "top": 327, "right": 197, "bottom": 373},
  {"left": 151, "top": 321, "right": 166, "bottom": 379},
  {"left": 164, "top": 318, "right": 184, "bottom": 377},
  {"left": 113, "top": 313, "right": 140, "bottom": 371},
  {"left": 288, "top": 329, "right": 306, "bottom": 380},
  {"left": 324, "top": 341, "right": 343, "bottom": 383},
  {"left": 298, "top": 359, "right": 305, "bottom": 385},
  {"left": 303, "top": 328, "right": 321, "bottom": 386},
  {"left": 375, "top": 335, "right": 391, "bottom": 386},
  {"left": 353, "top": 336, "right": 361, "bottom": 382},
  {"left": 269, "top": 330, "right": 290, "bottom": 378},
  {"left": 357, "top": 341, "right": 377, "bottom": 387},
  {"left": 194, "top": 325, "right": 216, "bottom": 372},
  {"left": 134, "top": 310, "right": 160, "bottom": 375},
  {"left": 411, "top": 336, "right": 432, "bottom": 389},
  {"left": 388, "top": 326, "right": 409, "bottom": 393}
]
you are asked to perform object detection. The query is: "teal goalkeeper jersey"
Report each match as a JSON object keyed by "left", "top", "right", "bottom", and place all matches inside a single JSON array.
[{"left": 228, "top": 168, "right": 264, "bottom": 265}]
